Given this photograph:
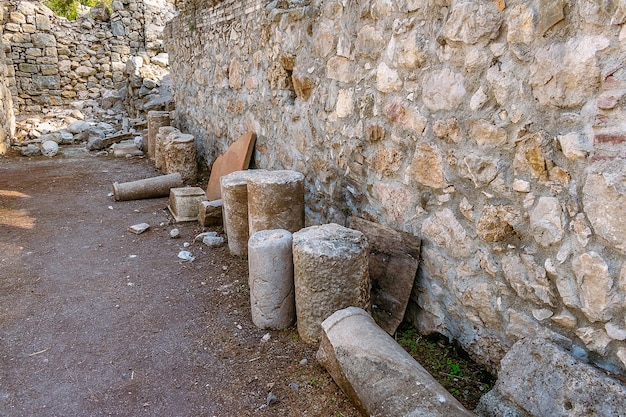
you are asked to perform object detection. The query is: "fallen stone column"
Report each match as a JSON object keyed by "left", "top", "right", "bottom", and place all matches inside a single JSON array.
[
  {"left": 221, "top": 170, "right": 266, "bottom": 257},
  {"left": 247, "top": 170, "right": 304, "bottom": 236},
  {"left": 292, "top": 223, "right": 370, "bottom": 344},
  {"left": 147, "top": 111, "right": 170, "bottom": 161},
  {"left": 248, "top": 229, "right": 295, "bottom": 330},
  {"left": 155, "top": 126, "right": 177, "bottom": 171},
  {"left": 112, "top": 173, "right": 183, "bottom": 201},
  {"left": 318, "top": 307, "right": 476, "bottom": 417},
  {"left": 165, "top": 132, "right": 197, "bottom": 183}
]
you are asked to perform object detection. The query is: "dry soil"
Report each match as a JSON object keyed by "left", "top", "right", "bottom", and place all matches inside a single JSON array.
[{"left": 0, "top": 148, "right": 360, "bottom": 417}]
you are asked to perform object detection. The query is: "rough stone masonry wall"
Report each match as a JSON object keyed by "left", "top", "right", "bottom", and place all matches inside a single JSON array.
[
  {"left": 0, "top": 2, "right": 15, "bottom": 154},
  {"left": 2, "top": 0, "right": 175, "bottom": 115},
  {"left": 165, "top": 0, "right": 626, "bottom": 374}
]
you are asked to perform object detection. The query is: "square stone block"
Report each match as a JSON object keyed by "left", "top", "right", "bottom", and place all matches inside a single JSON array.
[
  {"left": 198, "top": 199, "right": 223, "bottom": 227},
  {"left": 168, "top": 187, "right": 207, "bottom": 222}
]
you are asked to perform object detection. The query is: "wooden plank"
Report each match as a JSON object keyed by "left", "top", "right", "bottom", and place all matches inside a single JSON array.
[{"left": 349, "top": 216, "right": 421, "bottom": 335}]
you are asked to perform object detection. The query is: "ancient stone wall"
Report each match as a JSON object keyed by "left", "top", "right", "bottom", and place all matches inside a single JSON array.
[
  {"left": 0, "top": 1, "right": 15, "bottom": 154},
  {"left": 165, "top": 0, "right": 626, "bottom": 374},
  {"left": 2, "top": 0, "right": 175, "bottom": 115}
]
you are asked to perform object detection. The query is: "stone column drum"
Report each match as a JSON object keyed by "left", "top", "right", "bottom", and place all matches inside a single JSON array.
[
  {"left": 147, "top": 111, "right": 170, "bottom": 161},
  {"left": 221, "top": 170, "right": 266, "bottom": 257},
  {"left": 247, "top": 170, "right": 305, "bottom": 236},
  {"left": 155, "top": 126, "right": 177, "bottom": 171},
  {"left": 165, "top": 132, "right": 197, "bottom": 184},
  {"left": 112, "top": 173, "right": 183, "bottom": 201},
  {"left": 248, "top": 229, "right": 295, "bottom": 330},
  {"left": 292, "top": 223, "right": 370, "bottom": 344},
  {"left": 317, "top": 307, "right": 475, "bottom": 417}
]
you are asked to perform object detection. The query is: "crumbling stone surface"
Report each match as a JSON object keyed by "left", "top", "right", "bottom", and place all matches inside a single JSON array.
[
  {"left": 164, "top": 0, "right": 626, "bottom": 375},
  {"left": 476, "top": 338, "right": 626, "bottom": 417},
  {"left": 197, "top": 199, "right": 222, "bottom": 227},
  {"left": 168, "top": 186, "right": 206, "bottom": 222},
  {"left": 164, "top": 131, "right": 197, "bottom": 184},
  {"left": 147, "top": 111, "right": 170, "bottom": 161},
  {"left": 292, "top": 224, "right": 369, "bottom": 344},
  {"left": 221, "top": 170, "right": 267, "bottom": 257},
  {"left": 247, "top": 170, "right": 305, "bottom": 236}
]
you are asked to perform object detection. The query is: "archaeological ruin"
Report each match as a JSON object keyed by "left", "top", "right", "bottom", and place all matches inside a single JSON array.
[
  {"left": 164, "top": 0, "right": 626, "bottom": 374},
  {"left": 2, "top": 0, "right": 626, "bottom": 415}
]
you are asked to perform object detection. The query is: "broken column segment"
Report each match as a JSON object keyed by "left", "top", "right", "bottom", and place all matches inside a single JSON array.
[
  {"left": 147, "top": 110, "right": 170, "bottom": 161},
  {"left": 248, "top": 229, "right": 295, "bottom": 330},
  {"left": 165, "top": 132, "right": 197, "bottom": 184},
  {"left": 198, "top": 200, "right": 223, "bottom": 227},
  {"left": 317, "top": 307, "right": 476, "bottom": 417},
  {"left": 220, "top": 170, "right": 266, "bottom": 257},
  {"left": 155, "top": 126, "right": 177, "bottom": 171},
  {"left": 247, "top": 170, "right": 305, "bottom": 236},
  {"left": 112, "top": 173, "right": 183, "bottom": 201},
  {"left": 292, "top": 223, "right": 370, "bottom": 344}
]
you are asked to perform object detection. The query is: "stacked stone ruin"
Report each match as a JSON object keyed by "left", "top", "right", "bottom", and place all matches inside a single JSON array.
[
  {"left": 144, "top": 111, "right": 198, "bottom": 184},
  {"left": 4, "top": 0, "right": 626, "bottom": 414},
  {"left": 0, "top": 4, "right": 14, "bottom": 154},
  {"left": 0, "top": 0, "right": 175, "bottom": 152},
  {"left": 163, "top": 0, "right": 626, "bottom": 385}
]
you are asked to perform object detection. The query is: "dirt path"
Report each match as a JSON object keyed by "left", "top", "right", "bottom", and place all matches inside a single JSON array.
[{"left": 0, "top": 149, "right": 359, "bottom": 417}]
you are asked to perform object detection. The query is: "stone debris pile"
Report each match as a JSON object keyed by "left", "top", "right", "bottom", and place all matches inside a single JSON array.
[
  {"left": 3, "top": 0, "right": 175, "bottom": 115},
  {"left": 13, "top": 111, "right": 144, "bottom": 157}
]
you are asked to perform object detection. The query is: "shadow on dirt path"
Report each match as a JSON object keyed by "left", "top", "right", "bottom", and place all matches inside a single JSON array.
[{"left": 0, "top": 149, "right": 358, "bottom": 417}]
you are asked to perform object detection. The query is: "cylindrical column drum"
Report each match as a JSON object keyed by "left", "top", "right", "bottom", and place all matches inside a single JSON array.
[
  {"left": 155, "top": 126, "right": 177, "bottom": 171},
  {"left": 220, "top": 170, "right": 266, "bottom": 257},
  {"left": 292, "top": 223, "right": 370, "bottom": 344},
  {"left": 147, "top": 111, "right": 170, "bottom": 161},
  {"left": 247, "top": 170, "right": 304, "bottom": 236},
  {"left": 248, "top": 229, "right": 295, "bottom": 330},
  {"left": 317, "top": 307, "right": 475, "bottom": 417},
  {"left": 112, "top": 173, "right": 183, "bottom": 201},
  {"left": 165, "top": 133, "right": 197, "bottom": 184}
]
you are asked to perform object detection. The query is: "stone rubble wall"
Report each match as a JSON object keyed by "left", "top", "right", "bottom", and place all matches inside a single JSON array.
[
  {"left": 165, "top": 0, "right": 626, "bottom": 375},
  {"left": 0, "top": 2, "right": 15, "bottom": 154},
  {"left": 2, "top": 0, "right": 175, "bottom": 117}
]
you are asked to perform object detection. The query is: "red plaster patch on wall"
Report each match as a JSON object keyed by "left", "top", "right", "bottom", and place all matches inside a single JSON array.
[{"left": 595, "top": 133, "right": 626, "bottom": 145}]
